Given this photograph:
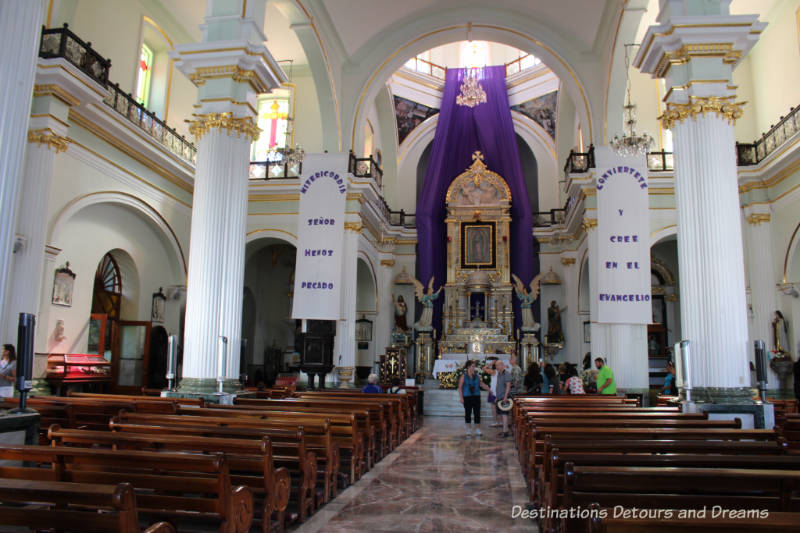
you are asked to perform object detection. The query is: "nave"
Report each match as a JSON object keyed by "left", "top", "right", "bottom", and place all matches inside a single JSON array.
[{"left": 295, "top": 417, "right": 531, "bottom": 533}]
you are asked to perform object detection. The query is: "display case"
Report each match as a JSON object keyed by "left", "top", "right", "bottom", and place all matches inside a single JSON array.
[{"left": 45, "top": 353, "right": 112, "bottom": 395}]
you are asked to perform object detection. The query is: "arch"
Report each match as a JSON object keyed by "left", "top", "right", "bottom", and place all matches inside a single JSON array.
[
  {"left": 650, "top": 257, "right": 676, "bottom": 287},
  {"left": 650, "top": 224, "right": 677, "bottom": 247},
  {"left": 356, "top": 252, "right": 378, "bottom": 313},
  {"left": 272, "top": 0, "right": 341, "bottom": 152},
  {"left": 578, "top": 251, "right": 590, "bottom": 313},
  {"left": 348, "top": 18, "right": 595, "bottom": 153},
  {"left": 49, "top": 191, "right": 186, "bottom": 275},
  {"left": 785, "top": 220, "right": 800, "bottom": 283},
  {"left": 105, "top": 248, "right": 140, "bottom": 321}
]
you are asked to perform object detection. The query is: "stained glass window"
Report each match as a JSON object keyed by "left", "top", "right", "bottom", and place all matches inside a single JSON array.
[
  {"left": 135, "top": 44, "right": 153, "bottom": 108},
  {"left": 251, "top": 97, "right": 290, "bottom": 161}
]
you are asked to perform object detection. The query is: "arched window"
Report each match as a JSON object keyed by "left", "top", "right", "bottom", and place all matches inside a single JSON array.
[
  {"left": 92, "top": 253, "right": 122, "bottom": 319},
  {"left": 460, "top": 41, "right": 489, "bottom": 68}
]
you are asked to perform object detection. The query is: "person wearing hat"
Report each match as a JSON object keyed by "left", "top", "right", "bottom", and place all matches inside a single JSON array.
[{"left": 493, "top": 360, "right": 513, "bottom": 437}]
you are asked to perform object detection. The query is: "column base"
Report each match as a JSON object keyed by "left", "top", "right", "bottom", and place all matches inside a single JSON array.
[
  {"left": 682, "top": 386, "right": 755, "bottom": 404},
  {"left": 682, "top": 400, "right": 774, "bottom": 430},
  {"left": 177, "top": 377, "right": 241, "bottom": 394}
]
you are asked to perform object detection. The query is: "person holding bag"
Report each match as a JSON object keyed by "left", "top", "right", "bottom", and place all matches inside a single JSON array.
[{"left": 459, "top": 360, "right": 490, "bottom": 437}]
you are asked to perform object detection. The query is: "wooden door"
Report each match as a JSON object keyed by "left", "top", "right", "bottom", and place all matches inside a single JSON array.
[
  {"left": 88, "top": 313, "right": 107, "bottom": 358},
  {"left": 112, "top": 321, "right": 151, "bottom": 393}
]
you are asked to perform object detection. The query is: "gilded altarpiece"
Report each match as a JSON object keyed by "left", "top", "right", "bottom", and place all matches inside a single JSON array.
[{"left": 438, "top": 153, "right": 515, "bottom": 354}]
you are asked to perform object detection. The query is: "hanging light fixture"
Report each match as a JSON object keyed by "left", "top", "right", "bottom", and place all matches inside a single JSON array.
[
  {"left": 610, "top": 44, "right": 653, "bottom": 157},
  {"left": 266, "top": 59, "right": 304, "bottom": 176},
  {"left": 456, "top": 73, "right": 487, "bottom": 108}
]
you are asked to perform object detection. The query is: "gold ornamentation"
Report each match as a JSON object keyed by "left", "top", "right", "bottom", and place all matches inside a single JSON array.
[
  {"left": 445, "top": 152, "right": 512, "bottom": 204},
  {"left": 560, "top": 257, "right": 576, "bottom": 266},
  {"left": 652, "top": 286, "right": 666, "bottom": 295},
  {"left": 188, "top": 112, "right": 260, "bottom": 141},
  {"left": 343, "top": 222, "right": 363, "bottom": 233},
  {"left": 581, "top": 218, "right": 598, "bottom": 231},
  {"left": 746, "top": 213, "right": 771, "bottom": 225},
  {"left": 188, "top": 65, "right": 268, "bottom": 93},
  {"left": 659, "top": 96, "right": 745, "bottom": 130},
  {"left": 654, "top": 43, "right": 742, "bottom": 77},
  {"left": 665, "top": 293, "right": 679, "bottom": 302},
  {"left": 33, "top": 84, "right": 81, "bottom": 107},
  {"left": 380, "top": 259, "right": 395, "bottom": 267},
  {"left": 28, "top": 128, "right": 69, "bottom": 152}
]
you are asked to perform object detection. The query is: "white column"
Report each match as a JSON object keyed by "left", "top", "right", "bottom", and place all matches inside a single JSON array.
[
  {"left": 3, "top": 132, "right": 64, "bottom": 343},
  {"left": 588, "top": 219, "right": 649, "bottom": 391},
  {"left": 334, "top": 226, "right": 359, "bottom": 375},
  {"left": 0, "top": 0, "right": 45, "bottom": 335},
  {"left": 744, "top": 210, "right": 778, "bottom": 387},
  {"left": 182, "top": 129, "right": 251, "bottom": 387},
  {"left": 375, "top": 259, "right": 395, "bottom": 358},
  {"left": 672, "top": 115, "right": 749, "bottom": 391}
]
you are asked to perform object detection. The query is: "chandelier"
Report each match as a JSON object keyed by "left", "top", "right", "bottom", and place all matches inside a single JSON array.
[
  {"left": 456, "top": 74, "right": 487, "bottom": 108},
  {"left": 610, "top": 45, "right": 653, "bottom": 157}
]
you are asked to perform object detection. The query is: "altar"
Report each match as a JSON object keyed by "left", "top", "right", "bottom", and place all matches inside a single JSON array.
[{"left": 432, "top": 353, "right": 512, "bottom": 378}]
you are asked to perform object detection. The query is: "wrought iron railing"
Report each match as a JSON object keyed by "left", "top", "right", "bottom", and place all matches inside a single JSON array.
[
  {"left": 103, "top": 83, "right": 196, "bottom": 165},
  {"left": 349, "top": 151, "right": 383, "bottom": 189},
  {"left": 532, "top": 208, "right": 567, "bottom": 228},
  {"left": 388, "top": 209, "right": 416, "bottom": 228},
  {"left": 736, "top": 106, "right": 799, "bottom": 166},
  {"left": 39, "top": 23, "right": 111, "bottom": 86},
  {"left": 504, "top": 53, "right": 541, "bottom": 77},
  {"left": 646, "top": 150, "right": 674, "bottom": 171},
  {"left": 39, "top": 24, "right": 196, "bottom": 166},
  {"left": 249, "top": 150, "right": 302, "bottom": 180},
  {"left": 564, "top": 145, "right": 595, "bottom": 174}
]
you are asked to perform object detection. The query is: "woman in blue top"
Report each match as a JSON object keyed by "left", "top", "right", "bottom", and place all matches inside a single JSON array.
[
  {"left": 459, "top": 360, "right": 490, "bottom": 437},
  {"left": 663, "top": 361, "right": 677, "bottom": 396}
]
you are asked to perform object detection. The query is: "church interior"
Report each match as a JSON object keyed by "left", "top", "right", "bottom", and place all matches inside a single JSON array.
[{"left": 1, "top": 0, "right": 800, "bottom": 530}]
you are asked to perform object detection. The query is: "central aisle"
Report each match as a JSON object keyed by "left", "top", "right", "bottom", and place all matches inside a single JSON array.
[{"left": 293, "top": 416, "right": 534, "bottom": 532}]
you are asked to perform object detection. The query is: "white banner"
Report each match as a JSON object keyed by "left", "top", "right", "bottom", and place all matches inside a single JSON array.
[
  {"left": 595, "top": 146, "right": 651, "bottom": 324},
  {"left": 291, "top": 153, "right": 349, "bottom": 320}
]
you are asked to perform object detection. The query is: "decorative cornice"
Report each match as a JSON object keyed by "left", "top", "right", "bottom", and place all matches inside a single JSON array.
[
  {"left": 581, "top": 218, "right": 598, "bottom": 232},
  {"left": 188, "top": 112, "right": 259, "bottom": 141},
  {"left": 380, "top": 259, "right": 395, "bottom": 267},
  {"left": 344, "top": 222, "right": 363, "bottom": 233},
  {"left": 746, "top": 213, "right": 771, "bottom": 225},
  {"left": 665, "top": 293, "right": 679, "bottom": 302},
  {"left": 560, "top": 257, "right": 576, "bottom": 266},
  {"left": 654, "top": 43, "right": 741, "bottom": 78},
  {"left": 188, "top": 65, "right": 267, "bottom": 93},
  {"left": 659, "top": 96, "right": 745, "bottom": 130},
  {"left": 33, "top": 83, "right": 81, "bottom": 107},
  {"left": 28, "top": 128, "right": 69, "bottom": 152}
]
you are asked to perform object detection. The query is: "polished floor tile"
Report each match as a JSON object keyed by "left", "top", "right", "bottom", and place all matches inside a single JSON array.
[{"left": 293, "top": 417, "right": 535, "bottom": 532}]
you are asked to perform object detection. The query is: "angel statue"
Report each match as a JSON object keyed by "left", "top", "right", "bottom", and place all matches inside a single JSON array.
[
  {"left": 412, "top": 276, "right": 443, "bottom": 330},
  {"left": 512, "top": 273, "right": 543, "bottom": 332}
]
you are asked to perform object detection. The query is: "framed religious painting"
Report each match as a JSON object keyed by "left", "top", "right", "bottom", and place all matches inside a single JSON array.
[
  {"left": 151, "top": 287, "right": 166, "bottom": 323},
  {"left": 52, "top": 262, "right": 76, "bottom": 307},
  {"left": 355, "top": 315, "right": 373, "bottom": 342},
  {"left": 460, "top": 221, "right": 496, "bottom": 269}
]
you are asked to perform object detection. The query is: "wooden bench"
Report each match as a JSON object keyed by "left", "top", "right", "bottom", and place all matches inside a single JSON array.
[
  {"left": 0, "top": 444, "right": 252, "bottom": 533},
  {"left": 296, "top": 390, "right": 415, "bottom": 438},
  {"left": 562, "top": 465, "right": 800, "bottom": 532},
  {"left": 180, "top": 405, "right": 365, "bottom": 484},
  {"left": 114, "top": 411, "right": 338, "bottom": 505},
  {"left": 68, "top": 391, "right": 206, "bottom": 407},
  {"left": 0, "top": 478, "right": 175, "bottom": 533},
  {"left": 45, "top": 426, "right": 297, "bottom": 530}
]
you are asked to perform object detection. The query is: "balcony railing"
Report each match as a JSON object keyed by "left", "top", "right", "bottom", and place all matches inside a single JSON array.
[
  {"left": 403, "top": 56, "right": 446, "bottom": 80},
  {"left": 103, "top": 83, "right": 196, "bottom": 165},
  {"left": 564, "top": 145, "right": 595, "bottom": 174},
  {"left": 249, "top": 149, "right": 302, "bottom": 180},
  {"left": 736, "top": 106, "right": 799, "bottom": 166},
  {"left": 39, "top": 24, "right": 111, "bottom": 86},
  {"left": 532, "top": 208, "right": 567, "bottom": 228},
  {"left": 504, "top": 54, "right": 541, "bottom": 77},
  {"left": 349, "top": 151, "right": 383, "bottom": 189},
  {"left": 38, "top": 24, "right": 196, "bottom": 166},
  {"left": 646, "top": 150, "right": 674, "bottom": 171}
]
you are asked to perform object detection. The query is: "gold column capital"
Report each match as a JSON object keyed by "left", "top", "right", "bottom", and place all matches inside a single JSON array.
[
  {"left": 581, "top": 218, "right": 598, "bottom": 232},
  {"left": 28, "top": 128, "right": 69, "bottom": 153},
  {"left": 746, "top": 213, "right": 771, "bottom": 225},
  {"left": 380, "top": 259, "right": 395, "bottom": 267},
  {"left": 560, "top": 257, "right": 576, "bottom": 266},
  {"left": 188, "top": 112, "right": 260, "bottom": 141},
  {"left": 344, "top": 222, "right": 363, "bottom": 233},
  {"left": 659, "top": 96, "right": 745, "bottom": 130}
]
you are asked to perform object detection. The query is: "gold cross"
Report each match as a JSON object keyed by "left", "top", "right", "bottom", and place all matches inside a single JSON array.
[{"left": 472, "top": 151, "right": 484, "bottom": 161}]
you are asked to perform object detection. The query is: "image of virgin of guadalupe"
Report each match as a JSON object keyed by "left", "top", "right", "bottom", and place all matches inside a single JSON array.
[{"left": 466, "top": 226, "right": 491, "bottom": 265}]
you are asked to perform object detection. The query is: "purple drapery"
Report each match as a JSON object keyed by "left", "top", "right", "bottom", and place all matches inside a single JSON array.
[{"left": 417, "top": 66, "right": 536, "bottom": 335}]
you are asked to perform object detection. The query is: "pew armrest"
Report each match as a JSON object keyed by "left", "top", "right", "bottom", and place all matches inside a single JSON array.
[
  {"left": 230, "top": 485, "right": 254, "bottom": 533},
  {"left": 274, "top": 466, "right": 291, "bottom": 513},
  {"left": 144, "top": 522, "right": 176, "bottom": 533}
]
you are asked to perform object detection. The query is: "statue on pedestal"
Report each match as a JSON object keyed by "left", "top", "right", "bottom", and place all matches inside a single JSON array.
[
  {"left": 546, "top": 300, "right": 566, "bottom": 344},
  {"left": 512, "top": 273, "right": 542, "bottom": 332},
  {"left": 413, "top": 276, "right": 443, "bottom": 331},
  {"left": 392, "top": 294, "right": 409, "bottom": 333}
]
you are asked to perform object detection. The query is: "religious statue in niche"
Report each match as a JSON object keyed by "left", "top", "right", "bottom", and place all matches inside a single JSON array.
[
  {"left": 512, "top": 273, "right": 542, "bottom": 332},
  {"left": 546, "top": 300, "right": 566, "bottom": 344},
  {"left": 412, "top": 276, "right": 443, "bottom": 331},
  {"left": 772, "top": 310, "right": 789, "bottom": 356},
  {"left": 392, "top": 294, "right": 409, "bottom": 333}
]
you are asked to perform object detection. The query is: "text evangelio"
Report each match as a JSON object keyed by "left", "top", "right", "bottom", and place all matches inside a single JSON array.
[
  {"left": 597, "top": 165, "right": 647, "bottom": 190},
  {"left": 300, "top": 170, "right": 346, "bottom": 194}
]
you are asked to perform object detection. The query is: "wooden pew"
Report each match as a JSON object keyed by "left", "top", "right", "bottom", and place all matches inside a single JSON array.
[
  {"left": 0, "top": 478, "right": 175, "bottom": 533},
  {"left": 562, "top": 465, "right": 800, "bottom": 532},
  {"left": 68, "top": 391, "right": 206, "bottom": 407},
  {"left": 45, "top": 426, "right": 299, "bottom": 529},
  {"left": 296, "top": 390, "right": 415, "bottom": 438},
  {"left": 0, "top": 444, "right": 251, "bottom": 533},
  {"left": 179, "top": 406, "right": 364, "bottom": 484},
  {"left": 780, "top": 413, "right": 800, "bottom": 452},
  {"left": 113, "top": 411, "right": 338, "bottom": 504}
]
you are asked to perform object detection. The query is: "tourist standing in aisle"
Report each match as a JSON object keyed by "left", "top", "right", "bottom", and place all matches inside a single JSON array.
[
  {"left": 459, "top": 360, "right": 490, "bottom": 437},
  {"left": 595, "top": 357, "right": 617, "bottom": 395},
  {"left": 494, "top": 360, "right": 512, "bottom": 437}
]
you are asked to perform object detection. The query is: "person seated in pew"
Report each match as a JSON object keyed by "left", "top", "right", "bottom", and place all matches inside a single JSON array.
[
  {"left": 388, "top": 377, "right": 406, "bottom": 394},
  {"left": 523, "top": 363, "right": 542, "bottom": 394},
  {"left": 542, "top": 363, "right": 558, "bottom": 395},
  {"left": 361, "top": 373, "right": 383, "bottom": 393},
  {"left": 595, "top": 357, "right": 617, "bottom": 395}
]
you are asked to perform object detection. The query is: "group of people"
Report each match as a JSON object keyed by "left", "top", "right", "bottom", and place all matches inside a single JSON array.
[
  {"left": 458, "top": 355, "right": 522, "bottom": 439},
  {"left": 0, "top": 344, "right": 17, "bottom": 398},
  {"left": 519, "top": 356, "right": 616, "bottom": 396}
]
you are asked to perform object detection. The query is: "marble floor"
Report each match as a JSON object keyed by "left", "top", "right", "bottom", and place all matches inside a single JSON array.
[{"left": 292, "top": 416, "right": 535, "bottom": 533}]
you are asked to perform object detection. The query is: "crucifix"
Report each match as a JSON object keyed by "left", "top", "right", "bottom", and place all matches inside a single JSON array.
[{"left": 470, "top": 299, "right": 484, "bottom": 321}]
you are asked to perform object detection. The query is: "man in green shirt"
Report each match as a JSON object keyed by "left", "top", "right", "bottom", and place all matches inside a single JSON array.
[{"left": 595, "top": 357, "right": 617, "bottom": 395}]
